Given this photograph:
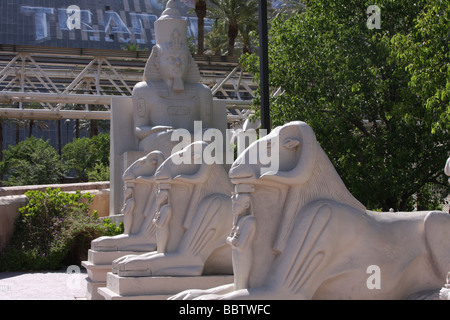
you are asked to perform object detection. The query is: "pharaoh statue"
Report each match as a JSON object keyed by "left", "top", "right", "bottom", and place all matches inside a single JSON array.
[
  {"left": 171, "top": 121, "right": 450, "bottom": 300},
  {"left": 91, "top": 0, "right": 224, "bottom": 252},
  {"left": 133, "top": 0, "right": 213, "bottom": 157}
]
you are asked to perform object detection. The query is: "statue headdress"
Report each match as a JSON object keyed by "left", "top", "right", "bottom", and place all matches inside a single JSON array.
[{"left": 144, "top": 0, "right": 200, "bottom": 85}]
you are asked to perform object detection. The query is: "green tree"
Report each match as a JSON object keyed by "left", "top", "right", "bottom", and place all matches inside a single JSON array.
[
  {"left": 204, "top": 19, "right": 228, "bottom": 55},
  {"left": 0, "top": 137, "right": 64, "bottom": 186},
  {"left": 195, "top": 0, "right": 208, "bottom": 54},
  {"left": 242, "top": 0, "right": 449, "bottom": 211},
  {"left": 62, "top": 133, "right": 110, "bottom": 182},
  {"left": 209, "top": 0, "right": 259, "bottom": 56},
  {"left": 237, "top": 7, "right": 258, "bottom": 54},
  {"left": 391, "top": 0, "right": 449, "bottom": 133},
  {"left": 0, "top": 188, "right": 123, "bottom": 271}
]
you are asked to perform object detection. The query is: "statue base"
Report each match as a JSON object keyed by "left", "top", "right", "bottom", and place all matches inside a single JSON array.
[
  {"left": 81, "top": 249, "right": 145, "bottom": 300},
  {"left": 97, "top": 272, "right": 234, "bottom": 300}
]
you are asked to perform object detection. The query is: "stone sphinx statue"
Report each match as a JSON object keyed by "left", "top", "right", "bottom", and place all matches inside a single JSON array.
[
  {"left": 91, "top": 151, "right": 165, "bottom": 252},
  {"left": 112, "top": 141, "right": 234, "bottom": 277},
  {"left": 132, "top": 0, "right": 213, "bottom": 157},
  {"left": 171, "top": 121, "right": 450, "bottom": 300}
]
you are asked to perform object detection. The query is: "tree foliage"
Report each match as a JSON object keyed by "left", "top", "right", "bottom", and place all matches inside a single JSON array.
[
  {"left": 62, "top": 132, "right": 110, "bottom": 182},
  {"left": 242, "top": 0, "right": 449, "bottom": 211},
  {"left": 0, "top": 137, "right": 64, "bottom": 186},
  {"left": 0, "top": 133, "right": 110, "bottom": 186},
  {"left": 391, "top": 0, "right": 449, "bottom": 133},
  {"left": 208, "top": 0, "right": 259, "bottom": 55},
  {"left": 0, "top": 188, "right": 123, "bottom": 271}
]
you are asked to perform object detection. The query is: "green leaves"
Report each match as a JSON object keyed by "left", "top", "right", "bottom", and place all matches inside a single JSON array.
[
  {"left": 62, "top": 132, "right": 110, "bottom": 182},
  {"left": 391, "top": 1, "right": 450, "bottom": 132},
  {"left": 242, "top": 0, "right": 449, "bottom": 211},
  {"left": 0, "top": 188, "right": 123, "bottom": 271},
  {"left": 0, "top": 136, "right": 64, "bottom": 186},
  {"left": 0, "top": 133, "right": 110, "bottom": 186}
]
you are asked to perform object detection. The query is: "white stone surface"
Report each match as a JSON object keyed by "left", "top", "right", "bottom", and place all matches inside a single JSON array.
[
  {"left": 93, "top": 151, "right": 165, "bottom": 252},
  {"left": 0, "top": 195, "right": 27, "bottom": 251},
  {"left": 171, "top": 121, "right": 450, "bottom": 300},
  {"left": 81, "top": 249, "right": 144, "bottom": 300},
  {"left": 0, "top": 271, "right": 87, "bottom": 300},
  {"left": 111, "top": 141, "right": 234, "bottom": 277},
  {"left": 98, "top": 272, "right": 233, "bottom": 300},
  {"left": 87, "top": 0, "right": 231, "bottom": 300}
]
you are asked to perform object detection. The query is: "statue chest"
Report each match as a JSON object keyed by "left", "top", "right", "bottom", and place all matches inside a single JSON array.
[
  {"left": 149, "top": 85, "right": 201, "bottom": 124},
  {"left": 158, "top": 96, "right": 196, "bottom": 116}
]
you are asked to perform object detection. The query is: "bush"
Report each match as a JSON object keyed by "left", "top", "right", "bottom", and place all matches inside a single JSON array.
[
  {"left": 87, "top": 161, "right": 110, "bottom": 182},
  {"left": 0, "top": 187, "right": 123, "bottom": 271},
  {"left": 62, "top": 133, "right": 110, "bottom": 182},
  {"left": 0, "top": 137, "right": 65, "bottom": 186}
]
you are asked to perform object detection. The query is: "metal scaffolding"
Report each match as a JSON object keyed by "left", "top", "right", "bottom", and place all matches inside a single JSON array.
[{"left": 0, "top": 44, "right": 256, "bottom": 125}]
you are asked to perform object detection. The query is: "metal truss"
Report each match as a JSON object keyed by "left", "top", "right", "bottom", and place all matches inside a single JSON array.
[{"left": 0, "top": 45, "right": 256, "bottom": 125}]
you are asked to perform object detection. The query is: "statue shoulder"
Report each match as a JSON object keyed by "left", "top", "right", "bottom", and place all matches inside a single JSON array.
[
  {"left": 198, "top": 83, "right": 213, "bottom": 97},
  {"left": 132, "top": 80, "right": 158, "bottom": 98},
  {"left": 185, "top": 82, "right": 212, "bottom": 97},
  {"left": 193, "top": 83, "right": 213, "bottom": 103}
]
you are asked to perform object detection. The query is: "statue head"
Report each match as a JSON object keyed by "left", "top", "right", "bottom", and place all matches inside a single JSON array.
[
  {"left": 231, "top": 193, "right": 251, "bottom": 215},
  {"left": 230, "top": 184, "right": 254, "bottom": 229},
  {"left": 144, "top": 0, "right": 200, "bottom": 90},
  {"left": 156, "top": 44, "right": 189, "bottom": 83}
]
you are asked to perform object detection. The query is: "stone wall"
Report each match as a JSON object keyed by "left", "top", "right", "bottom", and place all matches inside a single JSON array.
[{"left": 0, "top": 182, "right": 110, "bottom": 250}]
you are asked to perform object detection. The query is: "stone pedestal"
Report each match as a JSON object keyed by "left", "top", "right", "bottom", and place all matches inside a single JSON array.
[
  {"left": 98, "top": 273, "right": 234, "bottom": 300},
  {"left": 81, "top": 249, "right": 143, "bottom": 300}
]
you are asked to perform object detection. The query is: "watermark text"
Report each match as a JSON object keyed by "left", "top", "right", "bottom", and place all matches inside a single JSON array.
[{"left": 367, "top": 5, "right": 381, "bottom": 29}]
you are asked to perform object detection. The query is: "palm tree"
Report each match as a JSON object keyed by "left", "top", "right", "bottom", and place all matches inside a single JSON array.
[
  {"left": 10, "top": 118, "right": 26, "bottom": 144},
  {"left": 194, "top": 0, "right": 208, "bottom": 55},
  {"left": 204, "top": 19, "right": 228, "bottom": 55},
  {"left": 209, "top": 0, "right": 259, "bottom": 56},
  {"left": 121, "top": 42, "right": 148, "bottom": 52},
  {"left": 237, "top": 12, "right": 258, "bottom": 54}
]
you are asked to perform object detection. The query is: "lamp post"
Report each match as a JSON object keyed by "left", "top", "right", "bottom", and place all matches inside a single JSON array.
[{"left": 258, "top": 0, "right": 270, "bottom": 132}]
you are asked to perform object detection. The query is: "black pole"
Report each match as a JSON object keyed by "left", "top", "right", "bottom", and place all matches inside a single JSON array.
[{"left": 258, "top": 0, "right": 270, "bottom": 132}]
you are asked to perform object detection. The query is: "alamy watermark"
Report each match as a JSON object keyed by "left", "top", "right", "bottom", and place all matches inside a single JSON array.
[
  {"left": 66, "top": 5, "right": 81, "bottom": 30},
  {"left": 169, "top": 121, "right": 280, "bottom": 176},
  {"left": 366, "top": 265, "right": 381, "bottom": 289},
  {"left": 0, "top": 285, "right": 11, "bottom": 293},
  {"left": 367, "top": 5, "right": 381, "bottom": 29},
  {"left": 66, "top": 265, "right": 84, "bottom": 290}
]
